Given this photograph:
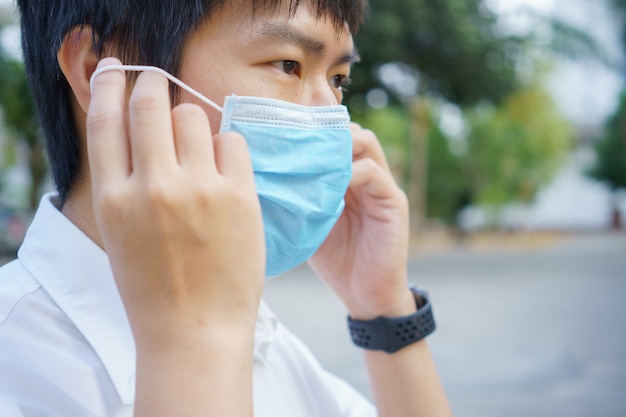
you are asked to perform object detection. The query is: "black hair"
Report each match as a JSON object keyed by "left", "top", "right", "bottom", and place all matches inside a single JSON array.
[{"left": 17, "top": 0, "right": 368, "bottom": 201}]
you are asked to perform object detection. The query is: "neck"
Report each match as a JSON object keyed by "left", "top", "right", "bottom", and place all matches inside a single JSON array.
[{"left": 61, "top": 180, "right": 104, "bottom": 250}]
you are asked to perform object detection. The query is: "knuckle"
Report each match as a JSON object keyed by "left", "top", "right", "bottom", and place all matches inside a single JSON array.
[
  {"left": 233, "top": 184, "right": 258, "bottom": 205},
  {"left": 361, "top": 128, "right": 379, "bottom": 145},
  {"left": 129, "top": 90, "right": 163, "bottom": 112},
  {"left": 212, "top": 176, "right": 254, "bottom": 205},
  {"left": 362, "top": 157, "right": 380, "bottom": 171},
  {"left": 214, "top": 132, "right": 252, "bottom": 162},
  {"left": 142, "top": 178, "right": 175, "bottom": 207},
  {"left": 229, "top": 189, "right": 262, "bottom": 218},
  {"left": 218, "top": 131, "right": 247, "bottom": 146},
  {"left": 129, "top": 73, "right": 169, "bottom": 111},
  {"left": 172, "top": 102, "right": 206, "bottom": 120},
  {"left": 92, "top": 71, "right": 124, "bottom": 90},
  {"left": 352, "top": 127, "right": 379, "bottom": 148},
  {"left": 87, "top": 108, "right": 123, "bottom": 132},
  {"left": 95, "top": 187, "right": 130, "bottom": 219}
]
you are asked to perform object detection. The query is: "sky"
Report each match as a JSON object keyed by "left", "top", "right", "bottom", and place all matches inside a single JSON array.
[{"left": 488, "top": 0, "right": 625, "bottom": 126}]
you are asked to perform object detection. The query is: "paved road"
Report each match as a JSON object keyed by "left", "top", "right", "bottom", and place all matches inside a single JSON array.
[
  {"left": 2, "top": 233, "right": 625, "bottom": 416},
  {"left": 263, "top": 232, "right": 626, "bottom": 417}
]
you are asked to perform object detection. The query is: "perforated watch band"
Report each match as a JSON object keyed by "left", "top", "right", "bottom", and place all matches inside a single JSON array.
[{"left": 347, "top": 287, "right": 436, "bottom": 354}]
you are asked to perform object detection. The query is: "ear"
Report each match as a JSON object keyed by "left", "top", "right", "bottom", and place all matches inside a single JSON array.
[{"left": 57, "top": 27, "right": 101, "bottom": 114}]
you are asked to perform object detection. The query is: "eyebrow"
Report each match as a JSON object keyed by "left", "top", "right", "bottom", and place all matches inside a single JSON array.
[
  {"left": 336, "top": 49, "right": 361, "bottom": 66},
  {"left": 258, "top": 22, "right": 360, "bottom": 65}
]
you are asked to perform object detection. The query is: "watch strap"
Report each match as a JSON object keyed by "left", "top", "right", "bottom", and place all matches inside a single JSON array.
[{"left": 347, "top": 287, "right": 436, "bottom": 354}]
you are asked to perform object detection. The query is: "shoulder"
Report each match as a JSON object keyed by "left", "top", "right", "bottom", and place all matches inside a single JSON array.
[
  {"left": 0, "top": 259, "right": 40, "bottom": 326},
  {"left": 0, "top": 259, "right": 130, "bottom": 417},
  {"left": 0, "top": 258, "right": 77, "bottom": 369}
]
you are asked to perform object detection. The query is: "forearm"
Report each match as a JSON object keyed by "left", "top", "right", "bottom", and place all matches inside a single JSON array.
[
  {"left": 308, "top": 122, "right": 452, "bottom": 415},
  {"left": 134, "top": 327, "right": 255, "bottom": 417},
  {"left": 352, "top": 289, "right": 453, "bottom": 417},
  {"left": 365, "top": 340, "right": 452, "bottom": 417}
]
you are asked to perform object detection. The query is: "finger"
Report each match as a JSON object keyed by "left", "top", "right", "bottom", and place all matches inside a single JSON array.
[
  {"left": 212, "top": 132, "right": 255, "bottom": 186},
  {"left": 350, "top": 123, "right": 390, "bottom": 172},
  {"left": 87, "top": 57, "right": 131, "bottom": 187},
  {"left": 172, "top": 103, "right": 216, "bottom": 174},
  {"left": 128, "top": 71, "right": 177, "bottom": 175},
  {"left": 350, "top": 157, "right": 398, "bottom": 201}
]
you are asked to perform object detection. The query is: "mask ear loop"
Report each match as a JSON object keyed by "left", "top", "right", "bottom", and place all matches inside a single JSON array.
[{"left": 89, "top": 64, "right": 224, "bottom": 113}]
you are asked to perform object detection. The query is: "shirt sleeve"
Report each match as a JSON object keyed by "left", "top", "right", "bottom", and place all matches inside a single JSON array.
[
  {"left": 310, "top": 366, "right": 379, "bottom": 417},
  {"left": 267, "top": 322, "right": 378, "bottom": 417},
  {"left": 0, "top": 352, "right": 100, "bottom": 417}
]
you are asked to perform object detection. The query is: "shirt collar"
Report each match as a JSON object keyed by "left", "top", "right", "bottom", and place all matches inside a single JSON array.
[
  {"left": 17, "top": 193, "right": 278, "bottom": 405},
  {"left": 18, "top": 193, "right": 136, "bottom": 405}
]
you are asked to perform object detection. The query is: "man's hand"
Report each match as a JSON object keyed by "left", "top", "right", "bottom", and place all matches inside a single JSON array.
[
  {"left": 309, "top": 123, "right": 453, "bottom": 417},
  {"left": 308, "top": 123, "right": 414, "bottom": 320},
  {"left": 86, "top": 58, "right": 264, "bottom": 417},
  {"left": 87, "top": 58, "right": 265, "bottom": 344}
]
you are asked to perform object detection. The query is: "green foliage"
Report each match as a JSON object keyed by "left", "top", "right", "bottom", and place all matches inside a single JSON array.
[
  {"left": 350, "top": 0, "right": 523, "bottom": 108},
  {"left": 352, "top": 106, "right": 410, "bottom": 150},
  {"left": 425, "top": 122, "right": 471, "bottom": 225},
  {"left": 349, "top": 0, "right": 611, "bottom": 111},
  {"left": 0, "top": 59, "right": 39, "bottom": 147},
  {"left": 352, "top": 84, "right": 573, "bottom": 226},
  {"left": 351, "top": 106, "right": 411, "bottom": 182},
  {"left": 0, "top": 18, "right": 48, "bottom": 209},
  {"left": 589, "top": 93, "right": 626, "bottom": 191},
  {"left": 464, "top": 85, "right": 573, "bottom": 208},
  {"left": 611, "top": 0, "right": 626, "bottom": 57},
  {"left": 346, "top": 0, "right": 603, "bottom": 230}
]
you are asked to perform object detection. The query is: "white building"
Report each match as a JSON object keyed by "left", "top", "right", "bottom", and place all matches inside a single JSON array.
[{"left": 461, "top": 0, "right": 625, "bottom": 231}]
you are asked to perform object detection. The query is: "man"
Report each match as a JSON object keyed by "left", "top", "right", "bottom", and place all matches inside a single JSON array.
[{"left": 0, "top": 1, "right": 452, "bottom": 416}]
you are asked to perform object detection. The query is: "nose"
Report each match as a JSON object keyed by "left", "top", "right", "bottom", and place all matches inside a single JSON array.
[{"left": 301, "top": 76, "right": 340, "bottom": 107}]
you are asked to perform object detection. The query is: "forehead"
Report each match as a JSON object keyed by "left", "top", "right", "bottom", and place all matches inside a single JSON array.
[
  {"left": 195, "top": 1, "right": 355, "bottom": 53},
  {"left": 217, "top": 0, "right": 359, "bottom": 35}
]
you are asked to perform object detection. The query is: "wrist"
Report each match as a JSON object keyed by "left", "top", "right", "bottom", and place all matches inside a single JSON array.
[
  {"left": 348, "top": 287, "right": 436, "bottom": 354},
  {"left": 134, "top": 324, "right": 255, "bottom": 417},
  {"left": 346, "top": 283, "right": 416, "bottom": 321},
  {"left": 134, "top": 319, "right": 256, "bottom": 358}
]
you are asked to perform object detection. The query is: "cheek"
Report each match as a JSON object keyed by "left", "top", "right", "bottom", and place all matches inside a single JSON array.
[
  {"left": 228, "top": 78, "right": 273, "bottom": 98},
  {"left": 220, "top": 67, "right": 297, "bottom": 102}
]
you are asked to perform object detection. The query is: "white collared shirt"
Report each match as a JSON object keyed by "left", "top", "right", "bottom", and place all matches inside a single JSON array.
[{"left": 0, "top": 193, "right": 376, "bottom": 417}]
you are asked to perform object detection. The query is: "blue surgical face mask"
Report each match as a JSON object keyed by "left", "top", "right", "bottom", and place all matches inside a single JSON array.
[{"left": 91, "top": 65, "right": 352, "bottom": 278}]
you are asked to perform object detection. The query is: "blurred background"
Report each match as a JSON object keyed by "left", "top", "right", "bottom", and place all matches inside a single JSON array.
[{"left": 1, "top": 0, "right": 625, "bottom": 416}]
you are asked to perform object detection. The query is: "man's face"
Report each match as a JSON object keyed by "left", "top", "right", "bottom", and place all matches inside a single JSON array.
[{"left": 178, "top": 1, "right": 358, "bottom": 133}]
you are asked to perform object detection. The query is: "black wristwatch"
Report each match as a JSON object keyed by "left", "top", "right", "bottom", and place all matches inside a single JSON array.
[{"left": 347, "top": 287, "right": 436, "bottom": 354}]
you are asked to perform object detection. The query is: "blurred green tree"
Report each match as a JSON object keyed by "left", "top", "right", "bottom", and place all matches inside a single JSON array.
[
  {"left": 350, "top": 0, "right": 522, "bottom": 106},
  {"left": 612, "top": 0, "right": 626, "bottom": 58},
  {"left": 0, "top": 10, "right": 47, "bottom": 210},
  {"left": 424, "top": 117, "right": 470, "bottom": 227},
  {"left": 586, "top": 0, "right": 626, "bottom": 229},
  {"left": 589, "top": 93, "right": 626, "bottom": 228},
  {"left": 357, "top": 83, "right": 573, "bottom": 229},
  {"left": 463, "top": 84, "right": 573, "bottom": 226},
  {"left": 349, "top": 0, "right": 524, "bottom": 226},
  {"left": 354, "top": 103, "right": 472, "bottom": 228},
  {"left": 351, "top": 106, "right": 412, "bottom": 183},
  {"left": 348, "top": 0, "right": 603, "bottom": 229}
]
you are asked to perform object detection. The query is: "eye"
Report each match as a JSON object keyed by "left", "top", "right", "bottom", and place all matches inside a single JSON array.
[
  {"left": 331, "top": 74, "right": 351, "bottom": 91},
  {"left": 271, "top": 60, "right": 301, "bottom": 77}
]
